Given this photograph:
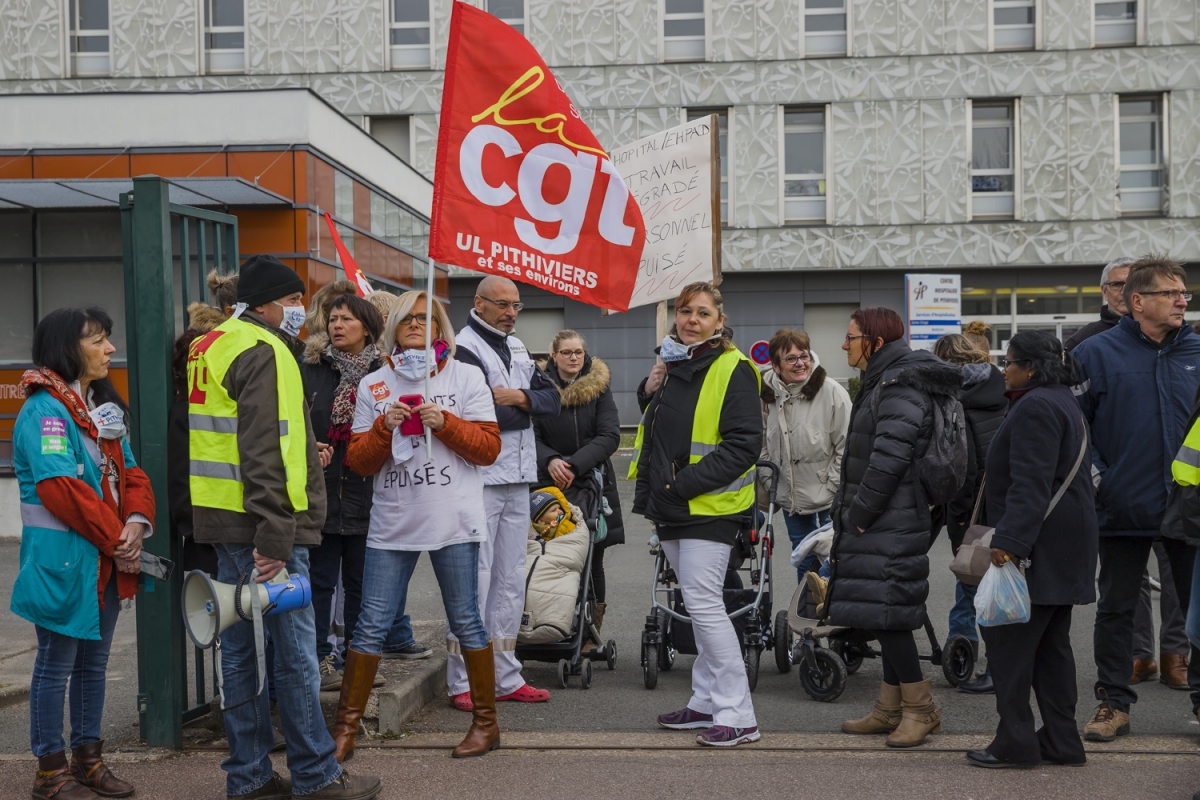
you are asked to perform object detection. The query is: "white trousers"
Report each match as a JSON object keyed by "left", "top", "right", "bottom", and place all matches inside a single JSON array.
[
  {"left": 447, "top": 482, "right": 530, "bottom": 696},
  {"left": 661, "top": 538, "right": 757, "bottom": 729}
]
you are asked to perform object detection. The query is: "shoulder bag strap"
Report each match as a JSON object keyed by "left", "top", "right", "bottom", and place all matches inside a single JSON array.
[
  {"left": 1043, "top": 428, "right": 1089, "bottom": 520},
  {"left": 968, "top": 474, "right": 987, "bottom": 528}
]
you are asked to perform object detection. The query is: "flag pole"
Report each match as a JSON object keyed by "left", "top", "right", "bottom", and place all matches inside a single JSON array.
[{"left": 425, "top": 262, "right": 434, "bottom": 459}]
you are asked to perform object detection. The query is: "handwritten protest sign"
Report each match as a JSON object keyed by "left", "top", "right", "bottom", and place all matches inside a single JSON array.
[{"left": 610, "top": 115, "right": 721, "bottom": 310}]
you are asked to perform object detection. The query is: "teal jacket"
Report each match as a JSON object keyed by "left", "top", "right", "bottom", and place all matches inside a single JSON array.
[{"left": 10, "top": 389, "right": 138, "bottom": 640}]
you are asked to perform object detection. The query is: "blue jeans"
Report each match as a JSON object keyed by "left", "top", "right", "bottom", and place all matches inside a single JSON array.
[
  {"left": 29, "top": 572, "right": 120, "bottom": 758},
  {"left": 1189, "top": 548, "right": 1200, "bottom": 649},
  {"left": 949, "top": 580, "right": 979, "bottom": 642},
  {"left": 214, "top": 544, "right": 341, "bottom": 797},
  {"left": 783, "top": 509, "right": 832, "bottom": 583},
  {"left": 353, "top": 543, "right": 488, "bottom": 655}
]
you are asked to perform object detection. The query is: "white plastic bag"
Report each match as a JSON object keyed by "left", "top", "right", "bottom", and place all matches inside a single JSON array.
[{"left": 974, "top": 561, "right": 1031, "bottom": 627}]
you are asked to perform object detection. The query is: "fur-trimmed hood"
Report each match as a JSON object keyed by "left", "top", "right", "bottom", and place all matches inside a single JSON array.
[
  {"left": 187, "top": 302, "right": 227, "bottom": 334},
  {"left": 538, "top": 356, "right": 611, "bottom": 408},
  {"left": 303, "top": 331, "right": 331, "bottom": 365}
]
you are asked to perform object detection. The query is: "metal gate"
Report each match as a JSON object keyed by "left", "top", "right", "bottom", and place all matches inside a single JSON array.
[{"left": 120, "top": 175, "right": 239, "bottom": 749}]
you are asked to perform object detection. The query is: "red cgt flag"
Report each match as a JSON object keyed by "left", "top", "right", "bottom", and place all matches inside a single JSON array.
[
  {"left": 324, "top": 212, "right": 373, "bottom": 297},
  {"left": 429, "top": 2, "right": 645, "bottom": 312}
]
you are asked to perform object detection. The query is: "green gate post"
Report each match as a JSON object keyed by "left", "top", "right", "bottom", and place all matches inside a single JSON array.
[{"left": 123, "top": 176, "right": 186, "bottom": 749}]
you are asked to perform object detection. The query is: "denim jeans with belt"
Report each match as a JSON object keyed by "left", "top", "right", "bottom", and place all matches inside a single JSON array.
[
  {"left": 352, "top": 543, "right": 488, "bottom": 656},
  {"left": 214, "top": 543, "right": 342, "bottom": 797},
  {"left": 29, "top": 572, "right": 120, "bottom": 758}
]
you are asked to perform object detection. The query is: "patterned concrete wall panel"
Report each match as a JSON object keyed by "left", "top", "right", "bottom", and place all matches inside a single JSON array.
[
  {"left": 874, "top": 100, "right": 923, "bottom": 225},
  {"left": 768, "top": 227, "right": 835, "bottom": 270},
  {"left": 268, "top": 0, "right": 307, "bottom": 75},
  {"left": 731, "top": 104, "right": 780, "bottom": 229},
  {"left": 712, "top": 0, "right": 758, "bottom": 62},
  {"left": 976, "top": 222, "right": 1071, "bottom": 266},
  {"left": 636, "top": 107, "right": 681, "bottom": 139},
  {"left": 341, "top": 0, "right": 385, "bottom": 73},
  {"left": 920, "top": 98, "right": 968, "bottom": 224},
  {"left": 605, "top": 64, "right": 680, "bottom": 108},
  {"left": 111, "top": 0, "right": 198, "bottom": 78},
  {"left": 569, "top": 1, "right": 617, "bottom": 67},
  {"left": 528, "top": 0, "right": 577, "bottom": 67},
  {"left": 897, "top": 0, "right": 942, "bottom": 56},
  {"left": 1021, "top": 94, "right": 1069, "bottom": 221},
  {"left": 432, "top": 0, "right": 457, "bottom": 70},
  {"left": 1066, "top": 93, "right": 1116, "bottom": 220},
  {"left": 411, "top": 113, "right": 439, "bottom": 178},
  {"left": 1043, "top": 0, "right": 1092, "bottom": 51},
  {"left": 17, "top": 0, "right": 64, "bottom": 79},
  {"left": 1147, "top": 0, "right": 1197, "bottom": 47},
  {"left": 757, "top": 0, "right": 801, "bottom": 62},
  {"left": 0, "top": 5, "right": 21, "bottom": 80},
  {"left": 613, "top": 0, "right": 657, "bottom": 65},
  {"left": 1070, "top": 219, "right": 1171, "bottom": 264},
  {"left": 310, "top": 71, "right": 441, "bottom": 114},
  {"left": 1172, "top": 218, "right": 1200, "bottom": 260},
  {"left": 304, "top": 0, "right": 342, "bottom": 73},
  {"left": 830, "top": 102, "right": 879, "bottom": 226},
  {"left": 1169, "top": 90, "right": 1200, "bottom": 218},
  {"left": 588, "top": 107, "right": 639, "bottom": 151},
  {"left": 942, "top": 0, "right": 986, "bottom": 54},
  {"left": 245, "top": 0, "right": 271, "bottom": 74},
  {"left": 852, "top": 0, "right": 898, "bottom": 57}
]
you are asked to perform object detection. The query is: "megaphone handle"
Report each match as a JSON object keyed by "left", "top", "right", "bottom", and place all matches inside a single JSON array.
[{"left": 216, "top": 567, "right": 268, "bottom": 712}]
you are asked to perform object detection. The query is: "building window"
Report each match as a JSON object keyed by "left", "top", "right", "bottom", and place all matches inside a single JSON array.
[
  {"left": 686, "top": 108, "right": 728, "bottom": 223},
  {"left": 970, "top": 101, "right": 1016, "bottom": 219},
  {"left": 1094, "top": 1, "right": 1137, "bottom": 46},
  {"left": 662, "top": 0, "right": 706, "bottom": 62},
  {"left": 487, "top": 0, "right": 524, "bottom": 33},
  {"left": 390, "top": 0, "right": 432, "bottom": 69},
  {"left": 783, "top": 107, "right": 827, "bottom": 223},
  {"left": 369, "top": 116, "right": 412, "bottom": 163},
  {"left": 1118, "top": 95, "right": 1164, "bottom": 215},
  {"left": 991, "top": 0, "right": 1036, "bottom": 50},
  {"left": 204, "top": 0, "right": 244, "bottom": 73},
  {"left": 68, "top": 0, "right": 110, "bottom": 76},
  {"left": 803, "top": 0, "right": 847, "bottom": 57}
]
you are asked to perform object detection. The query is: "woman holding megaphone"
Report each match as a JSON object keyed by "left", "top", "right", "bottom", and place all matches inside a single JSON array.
[
  {"left": 12, "top": 307, "right": 156, "bottom": 800},
  {"left": 335, "top": 290, "right": 502, "bottom": 761}
]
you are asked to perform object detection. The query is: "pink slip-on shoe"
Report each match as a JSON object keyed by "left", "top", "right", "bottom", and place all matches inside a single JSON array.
[
  {"left": 496, "top": 684, "right": 550, "bottom": 703},
  {"left": 451, "top": 691, "right": 473, "bottom": 711}
]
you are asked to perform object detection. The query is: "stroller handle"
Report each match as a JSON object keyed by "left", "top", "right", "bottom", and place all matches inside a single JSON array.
[{"left": 755, "top": 460, "right": 780, "bottom": 506}]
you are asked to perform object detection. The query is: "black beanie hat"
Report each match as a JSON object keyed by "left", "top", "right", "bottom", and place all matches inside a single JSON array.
[
  {"left": 529, "top": 489, "right": 560, "bottom": 523},
  {"left": 237, "top": 255, "right": 306, "bottom": 309}
]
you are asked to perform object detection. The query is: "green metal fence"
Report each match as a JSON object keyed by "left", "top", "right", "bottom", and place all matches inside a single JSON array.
[{"left": 120, "top": 175, "right": 239, "bottom": 749}]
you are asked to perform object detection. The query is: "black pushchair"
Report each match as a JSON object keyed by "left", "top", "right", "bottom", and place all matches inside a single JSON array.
[
  {"left": 514, "top": 468, "right": 615, "bottom": 690},
  {"left": 640, "top": 461, "right": 787, "bottom": 692}
]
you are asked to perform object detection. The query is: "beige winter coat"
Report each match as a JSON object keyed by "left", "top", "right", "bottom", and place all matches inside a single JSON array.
[
  {"left": 519, "top": 503, "right": 590, "bottom": 644},
  {"left": 759, "top": 352, "right": 852, "bottom": 515}
]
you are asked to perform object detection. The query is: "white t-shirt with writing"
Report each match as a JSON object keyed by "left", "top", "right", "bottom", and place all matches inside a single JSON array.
[{"left": 353, "top": 358, "right": 496, "bottom": 551}]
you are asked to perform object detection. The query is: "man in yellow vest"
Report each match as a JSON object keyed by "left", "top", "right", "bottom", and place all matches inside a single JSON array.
[{"left": 190, "top": 255, "right": 381, "bottom": 800}]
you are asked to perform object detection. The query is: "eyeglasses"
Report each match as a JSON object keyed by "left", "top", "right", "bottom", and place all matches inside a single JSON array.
[
  {"left": 1138, "top": 289, "right": 1193, "bottom": 302},
  {"left": 397, "top": 314, "right": 428, "bottom": 327},
  {"left": 556, "top": 349, "right": 585, "bottom": 358},
  {"left": 844, "top": 334, "right": 867, "bottom": 344},
  {"left": 782, "top": 353, "right": 812, "bottom": 366},
  {"left": 1102, "top": 280, "right": 1126, "bottom": 290},
  {"left": 1003, "top": 358, "right": 1031, "bottom": 369},
  {"left": 478, "top": 295, "right": 525, "bottom": 312}
]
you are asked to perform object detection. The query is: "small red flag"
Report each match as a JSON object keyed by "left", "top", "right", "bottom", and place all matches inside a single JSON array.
[
  {"left": 324, "top": 212, "right": 373, "bottom": 297},
  {"left": 429, "top": 2, "right": 645, "bottom": 312}
]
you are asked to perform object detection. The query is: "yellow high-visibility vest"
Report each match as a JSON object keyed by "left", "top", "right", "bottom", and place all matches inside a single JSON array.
[
  {"left": 628, "top": 347, "right": 761, "bottom": 517},
  {"left": 1172, "top": 417, "right": 1200, "bottom": 487},
  {"left": 187, "top": 317, "right": 309, "bottom": 513}
]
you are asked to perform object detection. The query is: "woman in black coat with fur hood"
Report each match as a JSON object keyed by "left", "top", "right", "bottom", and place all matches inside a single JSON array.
[
  {"left": 826, "top": 307, "right": 962, "bottom": 748},
  {"left": 534, "top": 330, "right": 625, "bottom": 637}
]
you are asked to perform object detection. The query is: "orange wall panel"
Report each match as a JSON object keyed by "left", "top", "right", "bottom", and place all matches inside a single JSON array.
[
  {"left": 353, "top": 181, "right": 371, "bottom": 231},
  {"left": 305, "top": 259, "right": 337, "bottom": 297},
  {"left": 312, "top": 157, "right": 335, "bottom": 214},
  {"left": 295, "top": 152, "right": 311, "bottom": 205},
  {"left": 227, "top": 151, "right": 295, "bottom": 201},
  {"left": 234, "top": 209, "right": 295, "bottom": 255},
  {"left": 130, "top": 152, "right": 228, "bottom": 179},
  {"left": 34, "top": 154, "right": 131, "bottom": 179},
  {"left": 0, "top": 156, "right": 33, "bottom": 179}
]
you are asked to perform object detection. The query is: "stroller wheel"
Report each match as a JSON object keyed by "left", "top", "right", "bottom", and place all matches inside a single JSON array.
[
  {"left": 642, "top": 643, "right": 659, "bottom": 690},
  {"left": 832, "top": 640, "right": 865, "bottom": 675},
  {"left": 774, "top": 610, "right": 793, "bottom": 674},
  {"left": 605, "top": 640, "right": 617, "bottom": 671},
  {"left": 655, "top": 610, "right": 676, "bottom": 671},
  {"left": 581, "top": 658, "right": 593, "bottom": 690},
  {"left": 557, "top": 659, "right": 570, "bottom": 689},
  {"left": 743, "top": 645, "right": 761, "bottom": 692},
  {"left": 942, "top": 635, "right": 976, "bottom": 687},
  {"left": 798, "top": 647, "right": 847, "bottom": 702}
]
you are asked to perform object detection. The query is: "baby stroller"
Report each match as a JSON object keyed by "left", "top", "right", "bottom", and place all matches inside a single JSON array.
[
  {"left": 640, "top": 461, "right": 787, "bottom": 692},
  {"left": 784, "top": 528, "right": 976, "bottom": 702},
  {"left": 514, "top": 468, "right": 616, "bottom": 690}
]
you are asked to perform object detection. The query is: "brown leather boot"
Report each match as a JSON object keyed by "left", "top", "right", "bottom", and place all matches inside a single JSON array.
[
  {"left": 886, "top": 679, "right": 942, "bottom": 748},
  {"left": 1129, "top": 657, "right": 1158, "bottom": 684},
  {"left": 1160, "top": 653, "right": 1190, "bottom": 689},
  {"left": 452, "top": 642, "right": 500, "bottom": 758},
  {"left": 33, "top": 751, "right": 97, "bottom": 800},
  {"left": 841, "top": 681, "right": 902, "bottom": 734},
  {"left": 69, "top": 741, "right": 133, "bottom": 798},
  {"left": 331, "top": 648, "right": 381, "bottom": 764}
]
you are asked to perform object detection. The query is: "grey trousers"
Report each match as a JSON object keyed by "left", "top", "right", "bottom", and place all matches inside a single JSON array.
[{"left": 1132, "top": 542, "right": 1190, "bottom": 659}]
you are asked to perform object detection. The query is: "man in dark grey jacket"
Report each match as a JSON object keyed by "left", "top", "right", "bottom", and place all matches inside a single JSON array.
[{"left": 192, "top": 256, "right": 380, "bottom": 800}]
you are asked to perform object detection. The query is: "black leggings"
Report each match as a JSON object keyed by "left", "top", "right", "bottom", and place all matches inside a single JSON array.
[
  {"left": 591, "top": 546, "right": 606, "bottom": 603},
  {"left": 875, "top": 630, "right": 923, "bottom": 685}
]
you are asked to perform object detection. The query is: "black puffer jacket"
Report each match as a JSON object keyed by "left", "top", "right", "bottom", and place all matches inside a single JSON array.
[
  {"left": 299, "top": 334, "right": 384, "bottom": 536},
  {"left": 534, "top": 355, "right": 626, "bottom": 546},
  {"left": 632, "top": 344, "right": 762, "bottom": 546},
  {"left": 825, "top": 340, "right": 963, "bottom": 631}
]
